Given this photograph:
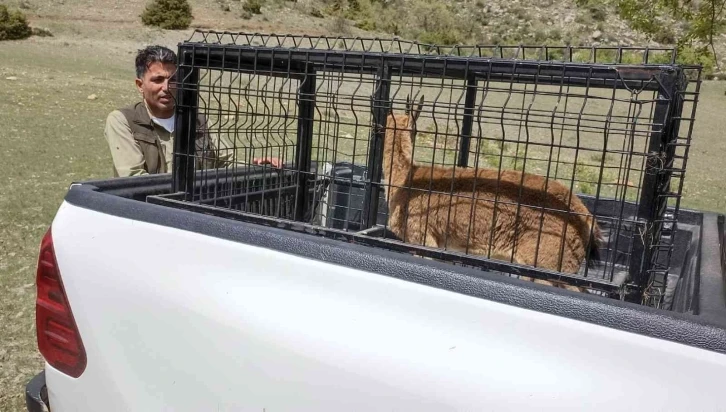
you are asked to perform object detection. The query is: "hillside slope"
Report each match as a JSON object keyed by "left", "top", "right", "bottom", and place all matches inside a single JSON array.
[{"left": 4, "top": 0, "right": 726, "bottom": 73}]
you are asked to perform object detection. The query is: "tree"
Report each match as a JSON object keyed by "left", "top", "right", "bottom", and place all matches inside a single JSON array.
[{"left": 577, "top": 0, "right": 725, "bottom": 70}]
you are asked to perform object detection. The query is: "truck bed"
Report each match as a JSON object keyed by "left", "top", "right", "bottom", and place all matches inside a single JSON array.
[{"left": 28, "top": 172, "right": 726, "bottom": 411}]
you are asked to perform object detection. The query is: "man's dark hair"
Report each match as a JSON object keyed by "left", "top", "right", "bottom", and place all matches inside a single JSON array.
[{"left": 135, "top": 45, "right": 177, "bottom": 79}]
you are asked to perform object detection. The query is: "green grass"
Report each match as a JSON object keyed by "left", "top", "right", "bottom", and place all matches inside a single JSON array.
[
  {"left": 0, "top": 40, "right": 133, "bottom": 408},
  {"left": 678, "top": 80, "right": 726, "bottom": 212}
]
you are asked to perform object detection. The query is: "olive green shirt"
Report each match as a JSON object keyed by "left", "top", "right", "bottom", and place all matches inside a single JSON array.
[{"left": 103, "top": 104, "right": 236, "bottom": 177}]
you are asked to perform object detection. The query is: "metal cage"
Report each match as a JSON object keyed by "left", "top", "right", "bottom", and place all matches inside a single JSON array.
[{"left": 147, "top": 30, "right": 702, "bottom": 309}]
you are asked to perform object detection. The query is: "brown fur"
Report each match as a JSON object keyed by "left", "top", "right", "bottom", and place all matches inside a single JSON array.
[{"left": 381, "top": 96, "right": 603, "bottom": 280}]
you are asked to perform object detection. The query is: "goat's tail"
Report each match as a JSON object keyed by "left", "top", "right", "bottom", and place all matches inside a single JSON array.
[
  {"left": 586, "top": 217, "right": 603, "bottom": 268},
  {"left": 565, "top": 191, "right": 603, "bottom": 268}
]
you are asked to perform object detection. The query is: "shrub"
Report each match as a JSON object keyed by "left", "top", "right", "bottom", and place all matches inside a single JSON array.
[
  {"left": 676, "top": 44, "right": 717, "bottom": 79},
  {"left": 242, "top": 0, "right": 263, "bottom": 14},
  {"left": 418, "top": 30, "right": 462, "bottom": 46},
  {"left": 323, "top": 0, "right": 345, "bottom": 15},
  {"left": 344, "top": 0, "right": 370, "bottom": 21},
  {"left": 346, "top": 0, "right": 360, "bottom": 15},
  {"left": 546, "top": 48, "right": 566, "bottom": 61},
  {"left": 510, "top": 6, "right": 529, "bottom": 20},
  {"left": 355, "top": 18, "right": 376, "bottom": 31},
  {"left": 588, "top": 4, "right": 607, "bottom": 22},
  {"left": 653, "top": 28, "right": 676, "bottom": 44},
  {"left": 575, "top": 12, "right": 592, "bottom": 25},
  {"left": 345, "top": 0, "right": 378, "bottom": 30},
  {"left": 533, "top": 28, "right": 549, "bottom": 43},
  {"left": 593, "top": 48, "right": 618, "bottom": 63},
  {"left": 140, "top": 0, "right": 193, "bottom": 30},
  {"left": 0, "top": 5, "right": 32, "bottom": 41},
  {"left": 619, "top": 50, "right": 649, "bottom": 64},
  {"left": 329, "top": 14, "right": 350, "bottom": 34}
]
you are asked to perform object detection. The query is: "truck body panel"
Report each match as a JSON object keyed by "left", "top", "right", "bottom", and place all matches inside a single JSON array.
[{"left": 36, "top": 184, "right": 726, "bottom": 411}]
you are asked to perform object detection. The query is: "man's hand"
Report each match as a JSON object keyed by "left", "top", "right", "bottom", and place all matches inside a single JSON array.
[{"left": 252, "top": 157, "right": 283, "bottom": 168}]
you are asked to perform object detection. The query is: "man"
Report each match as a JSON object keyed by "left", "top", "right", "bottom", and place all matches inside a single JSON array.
[{"left": 104, "top": 45, "right": 281, "bottom": 177}]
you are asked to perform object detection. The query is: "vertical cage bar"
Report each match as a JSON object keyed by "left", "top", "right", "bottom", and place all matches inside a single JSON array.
[
  {"left": 362, "top": 62, "right": 391, "bottom": 229},
  {"left": 294, "top": 63, "right": 316, "bottom": 222},
  {"left": 173, "top": 48, "right": 199, "bottom": 200},
  {"left": 628, "top": 68, "right": 680, "bottom": 293},
  {"left": 659, "top": 71, "right": 687, "bottom": 216},
  {"left": 457, "top": 75, "right": 477, "bottom": 167},
  {"left": 643, "top": 69, "right": 688, "bottom": 306}
]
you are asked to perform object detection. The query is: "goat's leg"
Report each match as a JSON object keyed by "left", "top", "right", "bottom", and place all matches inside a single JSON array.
[
  {"left": 489, "top": 247, "right": 518, "bottom": 265},
  {"left": 423, "top": 231, "right": 440, "bottom": 248},
  {"left": 514, "top": 234, "right": 589, "bottom": 292},
  {"left": 465, "top": 244, "right": 566, "bottom": 289},
  {"left": 514, "top": 233, "right": 574, "bottom": 274},
  {"left": 415, "top": 230, "right": 440, "bottom": 261},
  {"left": 403, "top": 224, "right": 440, "bottom": 260}
]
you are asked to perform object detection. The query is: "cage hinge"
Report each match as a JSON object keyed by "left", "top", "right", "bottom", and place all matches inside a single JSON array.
[{"left": 645, "top": 151, "right": 666, "bottom": 176}]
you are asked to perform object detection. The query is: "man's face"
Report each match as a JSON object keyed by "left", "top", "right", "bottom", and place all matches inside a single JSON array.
[{"left": 135, "top": 61, "right": 177, "bottom": 117}]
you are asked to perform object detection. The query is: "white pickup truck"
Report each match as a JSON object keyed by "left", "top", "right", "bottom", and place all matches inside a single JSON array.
[
  {"left": 23, "top": 31, "right": 726, "bottom": 411},
  {"left": 23, "top": 168, "right": 726, "bottom": 411}
]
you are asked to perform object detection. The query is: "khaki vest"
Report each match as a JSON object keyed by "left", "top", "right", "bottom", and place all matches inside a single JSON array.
[{"left": 118, "top": 102, "right": 211, "bottom": 175}]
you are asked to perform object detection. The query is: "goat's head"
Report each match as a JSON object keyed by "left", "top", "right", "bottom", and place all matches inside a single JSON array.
[{"left": 385, "top": 94, "right": 424, "bottom": 143}]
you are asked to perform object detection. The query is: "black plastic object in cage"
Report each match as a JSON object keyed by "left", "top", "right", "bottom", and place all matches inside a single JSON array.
[{"left": 146, "top": 30, "right": 702, "bottom": 309}]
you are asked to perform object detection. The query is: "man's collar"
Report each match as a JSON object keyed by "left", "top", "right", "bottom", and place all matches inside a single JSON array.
[{"left": 135, "top": 100, "right": 174, "bottom": 125}]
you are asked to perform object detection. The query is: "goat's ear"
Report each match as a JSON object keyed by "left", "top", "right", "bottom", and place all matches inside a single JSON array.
[{"left": 411, "top": 95, "right": 424, "bottom": 123}]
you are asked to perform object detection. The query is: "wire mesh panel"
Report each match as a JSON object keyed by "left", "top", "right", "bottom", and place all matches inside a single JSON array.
[{"left": 155, "top": 30, "right": 702, "bottom": 308}]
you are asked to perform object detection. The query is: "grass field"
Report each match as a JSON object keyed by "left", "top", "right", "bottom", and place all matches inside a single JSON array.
[
  {"left": 0, "top": 40, "right": 132, "bottom": 408},
  {"left": 2, "top": 4, "right": 726, "bottom": 408}
]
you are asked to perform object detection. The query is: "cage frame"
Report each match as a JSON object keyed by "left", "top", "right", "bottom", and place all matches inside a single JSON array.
[{"left": 161, "top": 31, "right": 701, "bottom": 307}]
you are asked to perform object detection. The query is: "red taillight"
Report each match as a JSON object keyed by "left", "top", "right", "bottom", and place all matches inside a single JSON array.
[{"left": 36, "top": 227, "right": 87, "bottom": 378}]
